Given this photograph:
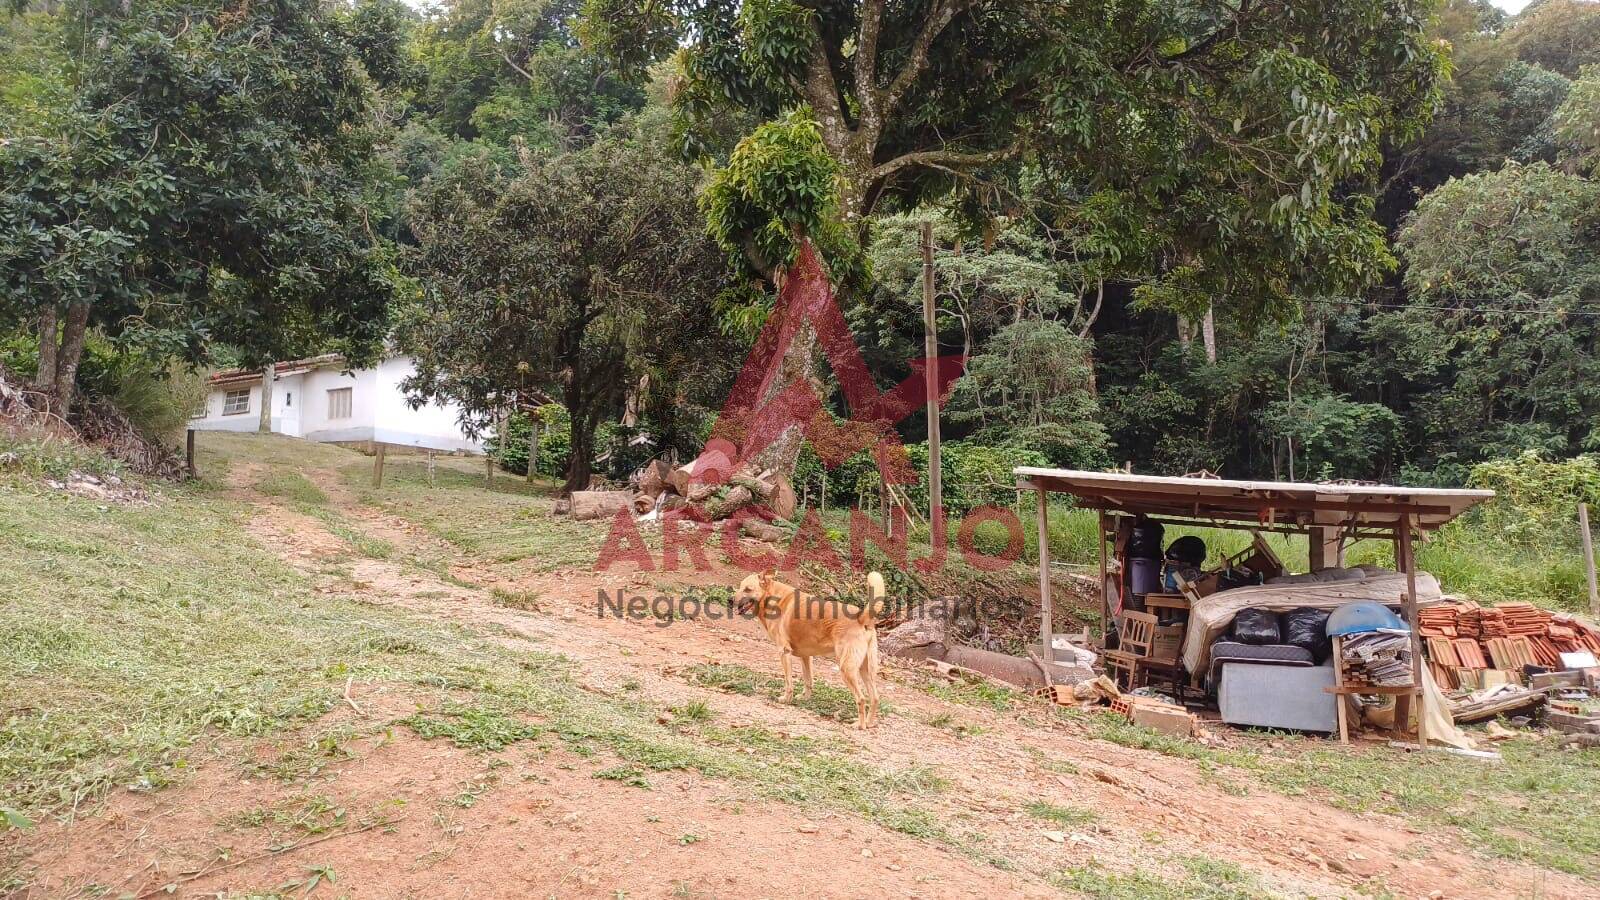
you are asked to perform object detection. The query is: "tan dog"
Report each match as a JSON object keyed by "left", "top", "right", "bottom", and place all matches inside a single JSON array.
[{"left": 734, "top": 570, "right": 886, "bottom": 729}]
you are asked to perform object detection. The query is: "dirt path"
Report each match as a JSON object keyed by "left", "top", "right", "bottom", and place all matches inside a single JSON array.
[{"left": 12, "top": 457, "right": 1593, "bottom": 899}]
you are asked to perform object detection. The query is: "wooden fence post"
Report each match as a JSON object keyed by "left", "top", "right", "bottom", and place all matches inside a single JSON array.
[
  {"left": 372, "top": 443, "right": 386, "bottom": 488},
  {"left": 526, "top": 418, "right": 539, "bottom": 484},
  {"left": 186, "top": 428, "right": 196, "bottom": 477}
]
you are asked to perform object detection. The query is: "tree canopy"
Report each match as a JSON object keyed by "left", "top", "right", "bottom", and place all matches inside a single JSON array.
[
  {"left": 583, "top": 0, "right": 1446, "bottom": 323},
  {"left": 399, "top": 116, "right": 735, "bottom": 490},
  {"left": 0, "top": 0, "right": 401, "bottom": 412}
]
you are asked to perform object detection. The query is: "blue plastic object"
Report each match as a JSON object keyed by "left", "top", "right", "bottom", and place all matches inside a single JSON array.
[{"left": 1325, "top": 600, "right": 1406, "bottom": 636}]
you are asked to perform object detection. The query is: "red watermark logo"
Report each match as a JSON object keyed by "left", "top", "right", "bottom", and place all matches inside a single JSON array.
[{"left": 595, "top": 240, "right": 1025, "bottom": 575}]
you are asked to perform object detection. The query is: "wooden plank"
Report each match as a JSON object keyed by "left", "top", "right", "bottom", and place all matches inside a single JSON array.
[{"left": 1332, "top": 635, "right": 1349, "bottom": 743}]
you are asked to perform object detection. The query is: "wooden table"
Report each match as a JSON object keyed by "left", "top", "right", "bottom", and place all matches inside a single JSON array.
[{"left": 1143, "top": 593, "right": 1189, "bottom": 612}]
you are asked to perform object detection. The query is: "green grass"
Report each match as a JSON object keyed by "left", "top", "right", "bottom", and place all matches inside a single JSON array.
[
  {"left": 338, "top": 456, "right": 617, "bottom": 570},
  {"left": 1023, "top": 799, "right": 1097, "bottom": 828},
  {"left": 303, "top": 507, "right": 394, "bottom": 559},
  {"left": 921, "top": 675, "right": 1020, "bottom": 711},
  {"left": 1251, "top": 736, "right": 1600, "bottom": 878},
  {"left": 1076, "top": 708, "right": 1600, "bottom": 880},
  {"left": 682, "top": 663, "right": 863, "bottom": 724},
  {"left": 1056, "top": 855, "right": 1276, "bottom": 899},
  {"left": 399, "top": 704, "right": 545, "bottom": 752},
  {"left": 0, "top": 433, "right": 123, "bottom": 481},
  {"left": 195, "top": 431, "right": 363, "bottom": 471},
  {"left": 253, "top": 470, "right": 328, "bottom": 505},
  {"left": 0, "top": 464, "right": 971, "bottom": 873}
]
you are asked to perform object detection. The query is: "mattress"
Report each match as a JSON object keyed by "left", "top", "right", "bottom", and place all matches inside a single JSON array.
[
  {"left": 1207, "top": 641, "right": 1314, "bottom": 684},
  {"left": 1181, "top": 567, "right": 1443, "bottom": 681}
]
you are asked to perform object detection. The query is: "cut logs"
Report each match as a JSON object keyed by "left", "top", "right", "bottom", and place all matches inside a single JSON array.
[
  {"left": 570, "top": 490, "right": 635, "bottom": 521},
  {"left": 559, "top": 441, "right": 799, "bottom": 540}
]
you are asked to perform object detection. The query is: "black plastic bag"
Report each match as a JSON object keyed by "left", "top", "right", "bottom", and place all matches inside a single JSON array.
[
  {"left": 1231, "top": 607, "right": 1281, "bottom": 645},
  {"left": 1128, "top": 518, "right": 1165, "bottom": 559},
  {"left": 1165, "top": 535, "right": 1207, "bottom": 566},
  {"left": 1282, "top": 608, "right": 1332, "bottom": 661}
]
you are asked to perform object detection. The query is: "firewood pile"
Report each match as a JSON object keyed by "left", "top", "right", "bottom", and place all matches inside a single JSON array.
[{"left": 565, "top": 441, "right": 798, "bottom": 542}]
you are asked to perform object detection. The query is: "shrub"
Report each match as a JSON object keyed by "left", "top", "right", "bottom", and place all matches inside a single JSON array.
[
  {"left": 1467, "top": 451, "right": 1600, "bottom": 546},
  {"left": 487, "top": 405, "right": 571, "bottom": 477}
]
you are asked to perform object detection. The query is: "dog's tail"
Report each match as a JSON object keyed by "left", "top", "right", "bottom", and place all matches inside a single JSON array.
[{"left": 859, "top": 571, "right": 886, "bottom": 628}]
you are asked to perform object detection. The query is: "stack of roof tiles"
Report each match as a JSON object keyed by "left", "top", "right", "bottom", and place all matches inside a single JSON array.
[{"left": 1416, "top": 601, "right": 1600, "bottom": 690}]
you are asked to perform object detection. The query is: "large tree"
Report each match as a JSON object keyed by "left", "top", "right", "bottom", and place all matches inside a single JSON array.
[
  {"left": 399, "top": 115, "right": 734, "bottom": 491},
  {"left": 584, "top": 0, "right": 1442, "bottom": 299},
  {"left": 1391, "top": 162, "right": 1600, "bottom": 460},
  {"left": 580, "top": 0, "right": 1446, "bottom": 474},
  {"left": 0, "top": 0, "right": 401, "bottom": 415}
]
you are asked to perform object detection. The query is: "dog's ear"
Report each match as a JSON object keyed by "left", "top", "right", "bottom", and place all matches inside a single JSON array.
[{"left": 759, "top": 568, "right": 776, "bottom": 584}]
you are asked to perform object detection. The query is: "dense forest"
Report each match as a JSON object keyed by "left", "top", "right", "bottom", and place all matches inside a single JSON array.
[{"left": 3, "top": 0, "right": 1600, "bottom": 494}]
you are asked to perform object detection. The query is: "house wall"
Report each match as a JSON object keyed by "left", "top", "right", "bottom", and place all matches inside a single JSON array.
[
  {"left": 299, "top": 366, "right": 379, "bottom": 443},
  {"left": 189, "top": 383, "right": 265, "bottom": 432},
  {"left": 191, "top": 356, "right": 481, "bottom": 453},
  {"left": 371, "top": 357, "right": 481, "bottom": 452},
  {"left": 272, "top": 372, "right": 305, "bottom": 437}
]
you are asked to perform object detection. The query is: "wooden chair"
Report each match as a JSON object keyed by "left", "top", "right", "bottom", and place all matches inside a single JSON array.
[
  {"left": 1106, "top": 611, "right": 1189, "bottom": 694},
  {"left": 1103, "top": 611, "right": 1157, "bottom": 688}
]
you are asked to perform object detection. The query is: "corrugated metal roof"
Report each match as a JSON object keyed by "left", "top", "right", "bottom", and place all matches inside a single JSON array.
[{"left": 1014, "top": 467, "right": 1494, "bottom": 532}]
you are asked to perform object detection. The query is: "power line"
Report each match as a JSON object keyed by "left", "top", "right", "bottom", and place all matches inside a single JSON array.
[{"left": 1298, "top": 296, "right": 1600, "bottom": 319}]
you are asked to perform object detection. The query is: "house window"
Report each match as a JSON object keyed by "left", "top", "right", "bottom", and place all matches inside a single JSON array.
[
  {"left": 222, "top": 389, "right": 250, "bottom": 416},
  {"left": 327, "top": 387, "right": 353, "bottom": 420}
]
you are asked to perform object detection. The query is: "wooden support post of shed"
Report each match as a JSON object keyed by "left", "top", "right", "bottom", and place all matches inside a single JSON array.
[
  {"left": 372, "top": 442, "right": 386, "bottom": 489},
  {"left": 1036, "top": 487, "right": 1054, "bottom": 664},
  {"left": 1097, "top": 511, "right": 1110, "bottom": 644},
  {"left": 1397, "top": 515, "right": 1426, "bottom": 749},
  {"left": 1580, "top": 502, "right": 1599, "bottom": 616},
  {"left": 1308, "top": 525, "right": 1343, "bottom": 572}
]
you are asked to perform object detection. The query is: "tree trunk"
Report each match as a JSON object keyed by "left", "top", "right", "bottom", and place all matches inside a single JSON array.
[
  {"left": 564, "top": 422, "right": 594, "bottom": 494},
  {"left": 53, "top": 300, "right": 90, "bottom": 416},
  {"left": 621, "top": 372, "right": 648, "bottom": 426},
  {"left": 35, "top": 305, "right": 59, "bottom": 404},
  {"left": 1201, "top": 303, "right": 1217, "bottom": 364},
  {"left": 744, "top": 322, "right": 821, "bottom": 477},
  {"left": 258, "top": 363, "right": 275, "bottom": 433},
  {"left": 526, "top": 417, "right": 540, "bottom": 483}
]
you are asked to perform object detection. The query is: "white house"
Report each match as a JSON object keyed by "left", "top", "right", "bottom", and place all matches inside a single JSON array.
[{"left": 190, "top": 354, "right": 482, "bottom": 453}]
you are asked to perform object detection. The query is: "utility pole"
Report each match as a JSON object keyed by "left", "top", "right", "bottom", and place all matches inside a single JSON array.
[{"left": 921, "top": 221, "right": 944, "bottom": 544}]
